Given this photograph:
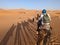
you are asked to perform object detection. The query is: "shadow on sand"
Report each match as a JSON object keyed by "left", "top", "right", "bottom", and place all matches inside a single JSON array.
[
  {"left": 0, "top": 19, "right": 37, "bottom": 45},
  {"left": 0, "top": 24, "right": 16, "bottom": 45},
  {"left": 14, "top": 23, "right": 21, "bottom": 45}
]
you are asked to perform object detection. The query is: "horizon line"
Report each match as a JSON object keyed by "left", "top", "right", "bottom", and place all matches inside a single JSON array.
[{"left": 0, "top": 8, "right": 60, "bottom": 10}]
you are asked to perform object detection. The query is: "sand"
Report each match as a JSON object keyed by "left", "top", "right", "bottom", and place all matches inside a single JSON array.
[{"left": 0, "top": 9, "right": 60, "bottom": 45}]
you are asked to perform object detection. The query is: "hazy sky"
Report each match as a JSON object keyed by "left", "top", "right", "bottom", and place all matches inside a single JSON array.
[{"left": 0, "top": 0, "right": 60, "bottom": 10}]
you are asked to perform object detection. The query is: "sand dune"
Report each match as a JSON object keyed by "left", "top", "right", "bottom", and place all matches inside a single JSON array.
[{"left": 0, "top": 9, "right": 60, "bottom": 45}]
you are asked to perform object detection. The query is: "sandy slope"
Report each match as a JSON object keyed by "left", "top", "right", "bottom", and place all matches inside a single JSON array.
[{"left": 0, "top": 9, "right": 60, "bottom": 45}]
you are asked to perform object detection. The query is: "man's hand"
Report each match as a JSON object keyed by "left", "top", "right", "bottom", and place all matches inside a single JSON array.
[{"left": 36, "top": 31, "right": 38, "bottom": 35}]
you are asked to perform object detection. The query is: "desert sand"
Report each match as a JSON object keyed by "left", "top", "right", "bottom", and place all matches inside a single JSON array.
[{"left": 0, "top": 9, "right": 60, "bottom": 45}]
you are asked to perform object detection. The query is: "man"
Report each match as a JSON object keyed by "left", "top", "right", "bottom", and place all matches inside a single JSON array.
[
  {"left": 37, "top": 14, "right": 42, "bottom": 31},
  {"left": 37, "top": 9, "right": 51, "bottom": 32},
  {"left": 37, "top": 9, "right": 52, "bottom": 45}
]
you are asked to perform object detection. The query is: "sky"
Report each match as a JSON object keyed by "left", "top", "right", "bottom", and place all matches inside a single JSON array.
[{"left": 0, "top": 0, "right": 60, "bottom": 10}]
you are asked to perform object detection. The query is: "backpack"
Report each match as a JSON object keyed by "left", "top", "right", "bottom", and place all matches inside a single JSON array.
[{"left": 43, "top": 14, "right": 50, "bottom": 23}]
